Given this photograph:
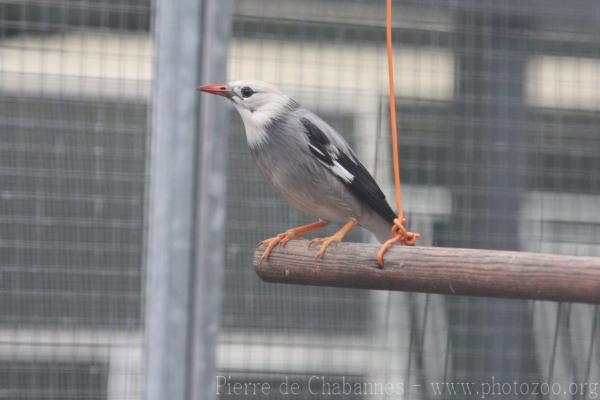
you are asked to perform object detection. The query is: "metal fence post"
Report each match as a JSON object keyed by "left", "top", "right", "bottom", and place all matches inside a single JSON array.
[{"left": 144, "top": 0, "right": 232, "bottom": 399}]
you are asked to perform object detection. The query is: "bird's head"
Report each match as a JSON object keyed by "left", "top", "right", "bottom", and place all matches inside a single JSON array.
[
  {"left": 197, "top": 79, "right": 281, "bottom": 106},
  {"left": 197, "top": 80, "right": 297, "bottom": 146}
]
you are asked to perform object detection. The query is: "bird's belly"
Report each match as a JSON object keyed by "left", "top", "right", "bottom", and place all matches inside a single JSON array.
[
  {"left": 253, "top": 151, "right": 358, "bottom": 222},
  {"left": 275, "top": 185, "right": 351, "bottom": 222}
]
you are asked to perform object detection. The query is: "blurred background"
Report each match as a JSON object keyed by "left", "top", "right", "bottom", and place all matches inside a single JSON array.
[{"left": 0, "top": 0, "right": 599, "bottom": 399}]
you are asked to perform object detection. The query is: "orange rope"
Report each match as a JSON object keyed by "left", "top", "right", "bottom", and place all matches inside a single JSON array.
[
  {"left": 385, "top": 0, "right": 403, "bottom": 219},
  {"left": 376, "top": 0, "right": 420, "bottom": 268}
]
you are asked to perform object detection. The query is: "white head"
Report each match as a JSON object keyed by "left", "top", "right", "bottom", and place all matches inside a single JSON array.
[{"left": 198, "top": 80, "right": 297, "bottom": 147}]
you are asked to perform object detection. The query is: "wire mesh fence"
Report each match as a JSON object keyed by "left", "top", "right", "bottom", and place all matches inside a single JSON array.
[
  {"left": 220, "top": 1, "right": 599, "bottom": 399},
  {"left": 0, "top": 0, "right": 599, "bottom": 399},
  {"left": 0, "top": 0, "right": 150, "bottom": 398}
]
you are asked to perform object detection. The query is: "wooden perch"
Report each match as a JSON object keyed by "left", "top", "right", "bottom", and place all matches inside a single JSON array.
[{"left": 254, "top": 241, "right": 600, "bottom": 304}]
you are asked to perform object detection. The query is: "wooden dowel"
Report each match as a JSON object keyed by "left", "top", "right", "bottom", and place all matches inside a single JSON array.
[{"left": 253, "top": 241, "right": 600, "bottom": 304}]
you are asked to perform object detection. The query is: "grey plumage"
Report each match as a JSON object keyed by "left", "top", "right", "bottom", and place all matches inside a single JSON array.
[
  {"left": 198, "top": 80, "right": 396, "bottom": 244},
  {"left": 252, "top": 101, "right": 395, "bottom": 242}
]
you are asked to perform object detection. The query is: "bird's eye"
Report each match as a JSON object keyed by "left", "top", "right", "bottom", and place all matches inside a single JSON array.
[{"left": 240, "top": 86, "right": 254, "bottom": 98}]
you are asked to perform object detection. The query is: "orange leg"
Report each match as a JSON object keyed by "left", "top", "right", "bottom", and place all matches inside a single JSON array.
[
  {"left": 309, "top": 218, "right": 358, "bottom": 259},
  {"left": 258, "top": 220, "right": 329, "bottom": 261}
]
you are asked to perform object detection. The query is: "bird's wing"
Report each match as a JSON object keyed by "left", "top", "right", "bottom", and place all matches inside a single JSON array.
[{"left": 298, "top": 112, "right": 397, "bottom": 224}]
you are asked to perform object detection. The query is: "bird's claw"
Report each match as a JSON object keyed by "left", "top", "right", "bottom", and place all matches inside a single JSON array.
[
  {"left": 257, "top": 231, "right": 301, "bottom": 261},
  {"left": 308, "top": 237, "right": 324, "bottom": 247},
  {"left": 310, "top": 236, "right": 341, "bottom": 259}
]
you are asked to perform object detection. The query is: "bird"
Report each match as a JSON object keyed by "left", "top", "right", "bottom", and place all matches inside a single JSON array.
[{"left": 197, "top": 80, "right": 417, "bottom": 267}]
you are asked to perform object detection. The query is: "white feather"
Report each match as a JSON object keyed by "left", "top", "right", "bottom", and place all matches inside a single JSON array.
[
  {"left": 230, "top": 80, "right": 292, "bottom": 148},
  {"left": 331, "top": 160, "right": 354, "bottom": 183},
  {"left": 309, "top": 144, "right": 325, "bottom": 156},
  {"left": 234, "top": 106, "right": 270, "bottom": 147}
]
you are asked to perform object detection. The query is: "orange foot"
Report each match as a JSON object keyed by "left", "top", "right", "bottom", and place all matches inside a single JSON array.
[
  {"left": 257, "top": 220, "right": 329, "bottom": 262},
  {"left": 309, "top": 218, "right": 358, "bottom": 259},
  {"left": 309, "top": 235, "right": 342, "bottom": 259},
  {"left": 258, "top": 232, "right": 298, "bottom": 261}
]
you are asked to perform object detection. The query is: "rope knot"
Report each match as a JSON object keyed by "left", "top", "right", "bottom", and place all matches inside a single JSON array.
[
  {"left": 390, "top": 217, "right": 420, "bottom": 246},
  {"left": 376, "top": 217, "right": 420, "bottom": 268}
]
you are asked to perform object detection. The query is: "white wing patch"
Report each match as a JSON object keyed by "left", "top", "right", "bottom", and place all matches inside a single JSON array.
[
  {"left": 309, "top": 144, "right": 326, "bottom": 157},
  {"left": 331, "top": 160, "right": 354, "bottom": 183},
  {"left": 300, "top": 115, "right": 355, "bottom": 183}
]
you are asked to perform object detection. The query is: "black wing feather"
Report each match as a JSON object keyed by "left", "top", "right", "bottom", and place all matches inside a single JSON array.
[
  {"left": 302, "top": 118, "right": 333, "bottom": 165},
  {"left": 336, "top": 152, "right": 397, "bottom": 224},
  {"left": 301, "top": 118, "right": 396, "bottom": 224}
]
